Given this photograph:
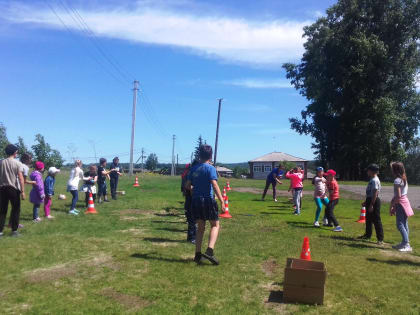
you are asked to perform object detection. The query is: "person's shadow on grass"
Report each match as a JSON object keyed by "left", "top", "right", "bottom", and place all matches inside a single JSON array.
[
  {"left": 143, "top": 237, "right": 185, "bottom": 243},
  {"left": 131, "top": 252, "right": 190, "bottom": 264},
  {"left": 155, "top": 227, "right": 188, "bottom": 233},
  {"left": 367, "top": 257, "right": 420, "bottom": 267}
]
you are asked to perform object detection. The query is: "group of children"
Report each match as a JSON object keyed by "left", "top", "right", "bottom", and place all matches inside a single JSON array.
[
  {"left": 0, "top": 143, "right": 124, "bottom": 238},
  {"left": 261, "top": 161, "right": 414, "bottom": 252}
]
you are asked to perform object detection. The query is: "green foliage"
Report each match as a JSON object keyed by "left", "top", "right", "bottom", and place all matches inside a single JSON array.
[
  {"left": 31, "top": 134, "right": 64, "bottom": 169},
  {"left": 280, "top": 161, "right": 297, "bottom": 171},
  {"left": 145, "top": 153, "right": 158, "bottom": 171},
  {"left": 193, "top": 135, "right": 204, "bottom": 161},
  {"left": 233, "top": 166, "right": 249, "bottom": 178},
  {"left": 283, "top": 0, "right": 420, "bottom": 180},
  {"left": 0, "top": 122, "right": 9, "bottom": 158},
  {"left": 404, "top": 141, "right": 420, "bottom": 184},
  {"left": 15, "top": 136, "right": 32, "bottom": 156}
]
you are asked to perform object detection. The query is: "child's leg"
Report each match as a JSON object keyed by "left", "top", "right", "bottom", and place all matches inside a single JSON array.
[
  {"left": 293, "top": 189, "right": 302, "bottom": 213},
  {"left": 85, "top": 192, "right": 89, "bottom": 207},
  {"left": 93, "top": 194, "right": 97, "bottom": 204},
  {"left": 44, "top": 196, "right": 52, "bottom": 217},
  {"left": 396, "top": 205, "right": 409, "bottom": 245},
  {"left": 328, "top": 200, "right": 340, "bottom": 227},
  {"left": 33, "top": 204, "right": 40, "bottom": 220},
  {"left": 208, "top": 220, "right": 220, "bottom": 249},
  {"left": 70, "top": 190, "right": 78, "bottom": 210},
  {"left": 364, "top": 199, "right": 373, "bottom": 238},
  {"left": 314, "top": 198, "right": 322, "bottom": 221},
  {"left": 372, "top": 198, "right": 384, "bottom": 242},
  {"left": 272, "top": 182, "right": 277, "bottom": 200},
  {"left": 322, "top": 197, "right": 329, "bottom": 220},
  {"left": 195, "top": 220, "right": 205, "bottom": 253}
]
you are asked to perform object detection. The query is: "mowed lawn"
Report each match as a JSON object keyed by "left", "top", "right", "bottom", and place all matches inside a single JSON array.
[{"left": 0, "top": 174, "right": 419, "bottom": 314}]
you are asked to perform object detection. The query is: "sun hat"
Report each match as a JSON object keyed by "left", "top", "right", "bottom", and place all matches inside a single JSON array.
[
  {"left": 35, "top": 161, "right": 45, "bottom": 171},
  {"left": 48, "top": 167, "right": 60, "bottom": 174},
  {"left": 325, "top": 169, "right": 336, "bottom": 176}
]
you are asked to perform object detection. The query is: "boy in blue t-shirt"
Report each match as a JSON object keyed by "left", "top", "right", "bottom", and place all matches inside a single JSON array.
[
  {"left": 185, "top": 145, "right": 226, "bottom": 265},
  {"left": 262, "top": 165, "right": 284, "bottom": 202}
]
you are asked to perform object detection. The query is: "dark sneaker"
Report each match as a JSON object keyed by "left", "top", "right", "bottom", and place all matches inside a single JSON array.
[
  {"left": 104, "top": 199, "right": 110, "bottom": 203},
  {"left": 202, "top": 248, "right": 219, "bottom": 265},
  {"left": 11, "top": 231, "right": 20, "bottom": 237},
  {"left": 194, "top": 252, "right": 204, "bottom": 265},
  {"left": 357, "top": 235, "right": 370, "bottom": 240}
]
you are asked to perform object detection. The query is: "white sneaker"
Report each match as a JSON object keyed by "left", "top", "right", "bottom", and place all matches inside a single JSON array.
[
  {"left": 323, "top": 218, "right": 329, "bottom": 225},
  {"left": 392, "top": 243, "right": 404, "bottom": 250},
  {"left": 46, "top": 215, "right": 54, "bottom": 220},
  {"left": 314, "top": 221, "right": 320, "bottom": 227},
  {"left": 274, "top": 199, "right": 278, "bottom": 202},
  {"left": 398, "top": 244, "right": 413, "bottom": 252},
  {"left": 33, "top": 217, "right": 42, "bottom": 223}
]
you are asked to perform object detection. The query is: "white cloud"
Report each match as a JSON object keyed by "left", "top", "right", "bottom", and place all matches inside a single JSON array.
[
  {"left": 2, "top": 2, "right": 308, "bottom": 66},
  {"left": 222, "top": 78, "right": 293, "bottom": 89}
]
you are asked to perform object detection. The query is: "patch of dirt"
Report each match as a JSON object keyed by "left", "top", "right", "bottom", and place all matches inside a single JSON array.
[
  {"left": 262, "top": 258, "right": 279, "bottom": 277},
  {"left": 379, "top": 250, "right": 420, "bottom": 262},
  {"left": 120, "top": 216, "right": 140, "bottom": 221},
  {"left": 26, "top": 264, "right": 78, "bottom": 283},
  {"left": 262, "top": 282, "right": 297, "bottom": 314},
  {"left": 120, "top": 228, "right": 145, "bottom": 236},
  {"left": 102, "top": 288, "right": 151, "bottom": 311}
]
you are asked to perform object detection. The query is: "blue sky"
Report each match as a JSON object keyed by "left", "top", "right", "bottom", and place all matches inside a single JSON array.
[{"left": 0, "top": 0, "right": 337, "bottom": 164}]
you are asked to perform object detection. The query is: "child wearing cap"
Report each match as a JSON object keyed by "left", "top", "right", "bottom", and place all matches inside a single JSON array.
[
  {"left": 286, "top": 167, "right": 304, "bottom": 215},
  {"left": 29, "top": 161, "right": 45, "bottom": 222},
  {"left": 44, "top": 167, "right": 60, "bottom": 219},
  {"left": 359, "top": 164, "right": 384, "bottom": 244},
  {"left": 312, "top": 167, "right": 329, "bottom": 227},
  {"left": 325, "top": 170, "right": 343, "bottom": 232}
]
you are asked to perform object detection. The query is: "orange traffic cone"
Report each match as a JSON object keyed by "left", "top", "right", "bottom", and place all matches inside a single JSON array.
[
  {"left": 357, "top": 206, "right": 366, "bottom": 223},
  {"left": 300, "top": 237, "right": 311, "bottom": 261},
  {"left": 133, "top": 176, "right": 140, "bottom": 187},
  {"left": 222, "top": 187, "right": 227, "bottom": 200},
  {"left": 85, "top": 192, "right": 98, "bottom": 214},
  {"left": 226, "top": 181, "right": 231, "bottom": 191},
  {"left": 220, "top": 196, "right": 232, "bottom": 218}
]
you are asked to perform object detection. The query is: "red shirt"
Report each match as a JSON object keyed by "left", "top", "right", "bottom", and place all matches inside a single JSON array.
[{"left": 327, "top": 179, "right": 340, "bottom": 200}]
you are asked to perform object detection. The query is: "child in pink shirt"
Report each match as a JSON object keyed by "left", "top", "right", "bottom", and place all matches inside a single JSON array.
[{"left": 286, "top": 167, "right": 304, "bottom": 215}]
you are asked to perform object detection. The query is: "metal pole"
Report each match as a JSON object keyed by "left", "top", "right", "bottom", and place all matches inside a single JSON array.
[
  {"left": 171, "top": 135, "right": 176, "bottom": 176},
  {"left": 213, "top": 98, "right": 223, "bottom": 166},
  {"left": 129, "top": 80, "right": 139, "bottom": 176}
]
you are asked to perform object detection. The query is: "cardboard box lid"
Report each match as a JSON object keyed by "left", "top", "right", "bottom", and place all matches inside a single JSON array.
[{"left": 286, "top": 258, "right": 326, "bottom": 271}]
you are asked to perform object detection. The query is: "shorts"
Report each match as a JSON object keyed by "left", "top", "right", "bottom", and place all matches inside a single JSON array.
[
  {"left": 98, "top": 182, "right": 107, "bottom": 196},
  {"left": 191, "top": 197, "right": 219, "bottom": 221}
]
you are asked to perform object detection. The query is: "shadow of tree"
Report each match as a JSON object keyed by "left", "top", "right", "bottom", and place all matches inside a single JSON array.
[
  {"left": 286, "top": 221, "right": 316, "bottom": 229},
  {"left": 131, "top": 252, "right": 190, "bottom": 264},
  {"left": 155, "top": 227, "right": 188, "bottom": 233},
  {"left": 143, "top": 237, "right": 185, "bottom": 243}
]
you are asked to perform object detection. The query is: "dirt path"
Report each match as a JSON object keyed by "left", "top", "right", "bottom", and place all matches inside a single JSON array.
[{"left": 233, "top": 185, "right": 420, "bottom": 209}]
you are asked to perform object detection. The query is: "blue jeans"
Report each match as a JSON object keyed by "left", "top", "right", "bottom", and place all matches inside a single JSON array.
[
  {"left": 98, "top": 182, "right": 107, "bottom": 197},
  {"left": 33, "top": 204, "right": 40, "bottom": 219},
  {"left": 293, "top": 188, "right": 303, "bottom": 214},
  {"left": 396, "top": 204, "right": 409, "bottom": 245},
  {"left": 70, "top": 190, "right": 78, "bottom": 210},
  {"left": 314, "top": 197, "right": 329, "bottom": 221}
]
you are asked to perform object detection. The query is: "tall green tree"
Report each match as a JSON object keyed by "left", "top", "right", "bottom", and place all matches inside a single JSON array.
[
  {"left": 145, "top": 153, "right": 158, "bottom": 171},
  {"left": 193, "top": 135, "right": 204, "bottom": 161},
  {"left": 0, "top": 122, "right": 9, "bottom": 158},
  {"left": 15, "top": 136, "right": 32, "bottom": 156},
  {"left": 283, "top": 0, "right": 420, "bottom": 179},
  {"left": 31, "top": 134, "right": 64, "bottom": 169}
]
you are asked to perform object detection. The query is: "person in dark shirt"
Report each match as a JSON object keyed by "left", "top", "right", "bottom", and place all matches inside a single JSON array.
[
  {"left": 83, "top": 165, "right": 98, "bottom": 207},
  {"left": 261, "top": 165, "right": 284, "bottom": 202},
  {"left": 109, "top": 157, "right": 123, "bottom": 200},
  {"left": 97, "top": 158, "right": 111, "bottom": 203},
  {"left": 181, "top": 160, "right": 199, "bottom": 244}
]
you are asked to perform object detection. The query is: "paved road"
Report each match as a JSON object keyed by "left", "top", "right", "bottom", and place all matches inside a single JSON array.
[{"left": 340, "top": 185, "right": 420, "bottom": 209}]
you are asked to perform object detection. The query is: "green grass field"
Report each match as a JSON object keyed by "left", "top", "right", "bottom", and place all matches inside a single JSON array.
[{"left": 0, "top": 174, "right": 419, "bottom": 314}]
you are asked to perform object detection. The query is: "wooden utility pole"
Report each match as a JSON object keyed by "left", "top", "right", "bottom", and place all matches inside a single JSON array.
[
  {"left": 213, "top": 98, "right": 223, "bottom": 166},
  {"left": 171, "top": 135, "right": 176, "bottom": 176},
  {"left": 129, "top": 80, "right": 139, "bottom": 176}
]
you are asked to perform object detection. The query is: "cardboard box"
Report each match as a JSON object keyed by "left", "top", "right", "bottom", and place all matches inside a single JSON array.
[{"left": 283, "top": 258, "right": 327, "bottom": 305}]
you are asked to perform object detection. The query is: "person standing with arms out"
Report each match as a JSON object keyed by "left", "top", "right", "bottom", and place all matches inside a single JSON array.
[
  {"left": 97, "top": 158, "right": 111, "bottom": 203},
  {"left": 324, "top": 170, "right": 343, "bottom": 232},
  {"left": 261, "top": 164, "right": 284, "bottom": 202},
  {"left": 29, "top": 161, "right": 45, "bottom": 222},
  {"left": 44, "top": 167, "right": 60, "bottom": 219},
  {"left": 67, "top": 160, "right": 84, "bottom": 215},
  {"left": 185, "top": 145, "right": 226, "bottom": 265},
  {"left": 109, "top": 157, "right": 123, "bottom": 200},
  {"left": 312, "top": 167, "right": 329, "bottom": 227},
  {"left": 83, "top": 165, "right": 98, "bottom": 207},
  {"left": 286, "top": 167, "right": 304, "bottom": 215},
  {"left": 0, "top": 144, "right": 25, "bottom": 237},
  {"left": 358, "top": 164, "right": 384, "bottom": 245},
  {"left": 390, "top": 162, "right": 414, "bottom": 252}
]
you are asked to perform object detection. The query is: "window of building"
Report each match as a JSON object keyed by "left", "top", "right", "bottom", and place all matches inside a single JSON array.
[
  {"left": 253, "top": 165, "right": 262, "bottom": 172},
  {"left": 264, "top": 165, "right": 272, "bottom": 172}
]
